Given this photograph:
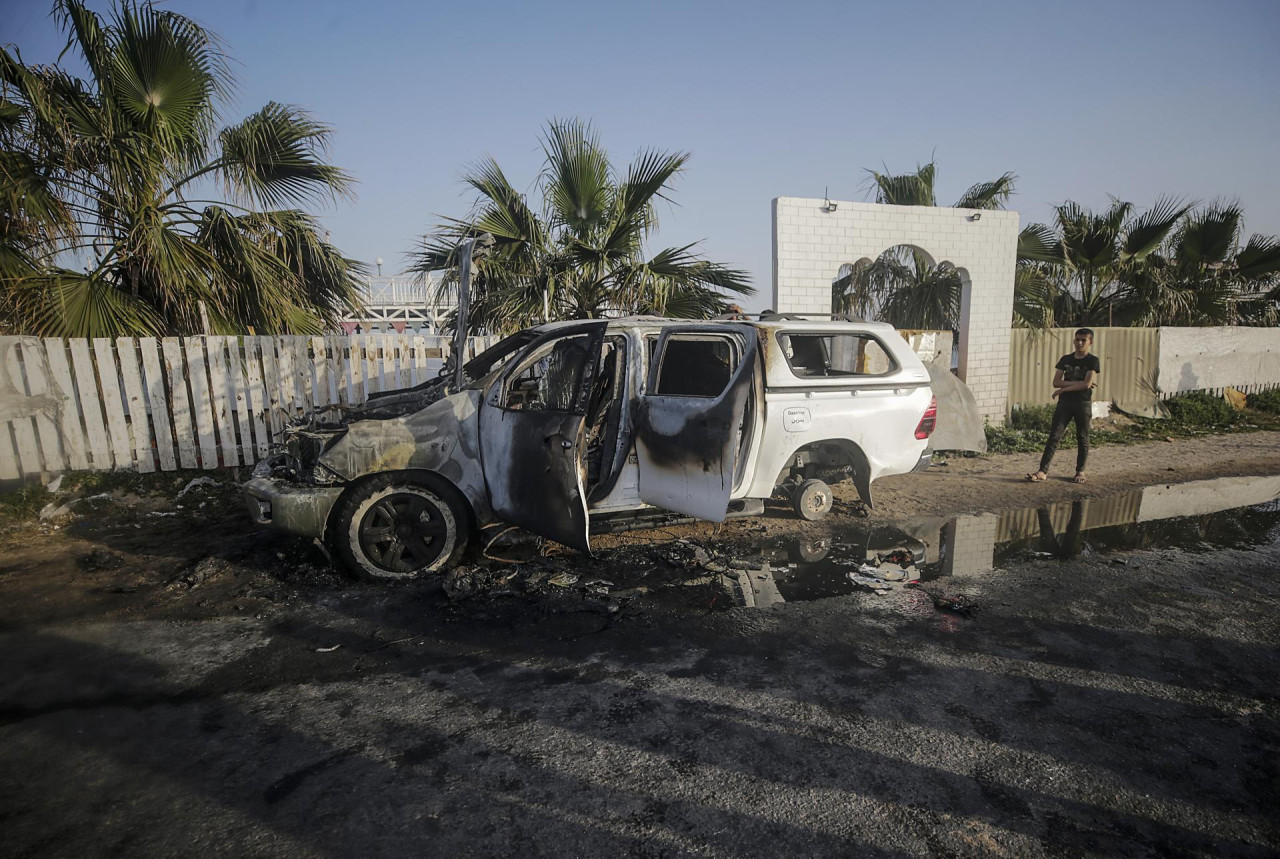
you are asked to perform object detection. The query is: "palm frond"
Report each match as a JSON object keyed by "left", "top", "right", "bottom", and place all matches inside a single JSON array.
[
  {"left": 592, "top": 148, "right": 685, "bottom": 261},
  {"left": 540, "top": 118, "right": 611, "bottom": 237},
  {"left": 1234, "top": 234, "right": 1280, "bottom": 281},
  {"left": 1016, "top": 223, "right": 1060, "bottom": 263},
  {"left": 458, "top": 158, "right": 540, "bottom": 242},
  {"left": 16, "top": 269, "right": 164, "bottom": 337},
  {"left": 105, "top": 0, "right": 222, "bottom": 167},
  {"left": 52, "top": 1, "right": 114, "bottom": 91},
  {"left": 1172, "top": 201, "right": 1240, "bottom": 266},
  {"left": 1056, "top": 200, "right": 1124, "bottom": 269},
  {"left": 619, "top": 247, "right": 742, "bottom": 318},
  {"left": 875, "top": 257, "right": 962, "bottom": 331},
  {"left": 1122, "top": 196, "right": 1191, "bottom": 261},
  {"left": 613, "top": 147, "right": 686, "bottom": 230},
  {"left": 832, "top": 259, "right": 877, "bottom": 319},
  {"left": 216, "top": 102, "right": 353, "bottom": 208},
  {"left": 1012, "top": 264, "right": 1057, "bottom": 329},
  {"left": 0, "top": 97, "right": 22, "bottom": 130},
  {"left": 0, "top": 150, "right": 76, "bottom": 247},
  {"left": 865, "top": 161, "right": 936, "bottom": 206},
  {"left": 954, "top": 173, "right": 1016, "bottom": 210},
  {"left": 197, "top": 204, "right": 298, "bottom": 330}
]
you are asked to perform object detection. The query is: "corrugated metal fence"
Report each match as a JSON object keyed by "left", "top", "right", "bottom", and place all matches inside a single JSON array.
[
  {"left": 1008, "top": 328, "right": 1160, "bottom": 415},
  {"left": 0, "top": 334, "right": 498, "bottom": 479},
  {"left": 1008, "top": 327, "right": 1280, "bottom": 416}
]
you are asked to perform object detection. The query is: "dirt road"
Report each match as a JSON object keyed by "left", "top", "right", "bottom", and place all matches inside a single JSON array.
[{"left": 1, "top": 433, "right": 1278, "bottom": 856}]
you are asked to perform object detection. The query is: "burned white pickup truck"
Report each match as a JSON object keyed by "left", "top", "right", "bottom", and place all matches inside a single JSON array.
[{"left": 244, "top": 316, "right": 937, "bottom": 579}]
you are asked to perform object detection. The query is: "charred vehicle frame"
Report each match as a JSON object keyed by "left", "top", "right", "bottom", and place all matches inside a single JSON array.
[{"left": 244, "top": 314, "right": 937, "bottom": 579}]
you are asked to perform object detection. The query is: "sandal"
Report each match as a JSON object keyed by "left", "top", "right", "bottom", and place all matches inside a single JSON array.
[
  {"left": 1026, "top": 472, "right": 1046, "bottom": 482},
  {"left": 1073, "top": 474, "right": 1087, "bottom": 484}
]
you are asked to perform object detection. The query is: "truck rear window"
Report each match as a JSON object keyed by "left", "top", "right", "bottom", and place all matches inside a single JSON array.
[{"left": 776, "top": 333, "right": 897, "bottom": 378}]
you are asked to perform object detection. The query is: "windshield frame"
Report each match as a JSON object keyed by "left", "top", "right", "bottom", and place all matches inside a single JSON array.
[{"left": 464, "top": 330, "right": 541, "bottom": 390}]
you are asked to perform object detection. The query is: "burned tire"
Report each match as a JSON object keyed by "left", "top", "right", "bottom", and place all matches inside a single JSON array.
[
  {"left": 333, "top": 474, "right": 469, "bottom": 580},
  {"left": 793, "top": 478, "right": 833, "bottom": 522}
]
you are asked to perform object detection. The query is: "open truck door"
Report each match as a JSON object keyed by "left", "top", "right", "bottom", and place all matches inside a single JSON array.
[
  {"left": 478, "top": 323, "right": 608, "bottom": 554},
  {"left": 634, "top": 324, "right": 758, "bottom": 522}
]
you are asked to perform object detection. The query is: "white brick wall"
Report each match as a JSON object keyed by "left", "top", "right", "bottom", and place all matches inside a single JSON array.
[{"left": 771, "top": 197, "right": 1019, "bottom": 423}]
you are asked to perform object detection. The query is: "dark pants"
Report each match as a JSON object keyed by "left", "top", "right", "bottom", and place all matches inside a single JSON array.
[{"left": 1039, "top": 397, "right": 1091, "bottom": 474}]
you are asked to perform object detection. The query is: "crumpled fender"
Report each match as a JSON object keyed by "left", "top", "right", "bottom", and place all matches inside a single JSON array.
[{"left": 924, "top": 363, "right": 987, "bottom": 453}]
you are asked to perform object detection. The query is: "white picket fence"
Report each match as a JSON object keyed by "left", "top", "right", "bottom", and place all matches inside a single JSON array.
[{"left": 0, "top": 334, "right": 499, "bottom": 479}]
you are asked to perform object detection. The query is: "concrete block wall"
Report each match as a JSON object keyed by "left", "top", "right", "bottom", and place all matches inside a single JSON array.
[
  {"left": 771, "top": 197, "right": 1020, "bottom": 423},
  {"left": 1157, "top": 327, "right": 1280, "bottom": 395}
]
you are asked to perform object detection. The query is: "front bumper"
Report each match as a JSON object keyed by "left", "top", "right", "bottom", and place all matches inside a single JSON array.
[{"left": 243, "top": 461, "right": 344, "bottom": 539}]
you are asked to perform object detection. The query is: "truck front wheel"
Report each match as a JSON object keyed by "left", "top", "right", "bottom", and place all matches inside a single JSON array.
[{"left": 333, "top": 475, "right": 469, "bottom": 580}]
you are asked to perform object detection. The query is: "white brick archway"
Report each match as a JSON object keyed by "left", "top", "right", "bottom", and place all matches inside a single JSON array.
[{"left": 771, "top": 197, "right": 1019, "bottom": 423}]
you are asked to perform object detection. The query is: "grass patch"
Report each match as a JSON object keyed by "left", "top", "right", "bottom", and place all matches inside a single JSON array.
[
  {"left": 0, "top": 484, "right": 54, "bottom": 527},
  {"left": 984, "top": 423, "right": 1047, "bottom": 454},
  {"left": 0, "top": 469, "right": 239, "bottom": 528}
]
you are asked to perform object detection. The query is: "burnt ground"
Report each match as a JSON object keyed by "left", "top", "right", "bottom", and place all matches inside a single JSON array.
[{"left": 0, "top": 433, "right": 1278, "bottom": 856}]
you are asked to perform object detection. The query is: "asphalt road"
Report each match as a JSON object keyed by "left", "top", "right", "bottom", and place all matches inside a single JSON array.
[{"left": 2, "top": 517, "right": 1278, "bottom": 857}]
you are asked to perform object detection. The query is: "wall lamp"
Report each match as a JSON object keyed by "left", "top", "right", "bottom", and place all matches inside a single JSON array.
[
  {"left": 968, "top": 213, "right": 981, "bottom": 222},
  {"left": 822, "top": 187, "right": 838, "bottom": 212}
]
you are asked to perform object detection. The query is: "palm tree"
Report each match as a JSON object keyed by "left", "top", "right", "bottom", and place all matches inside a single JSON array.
[
  {"left": 1012, "top": 224, "right": 1065, "bottom": 329},
  {"left": 844, "top": 248, "right": 963, "bottom": 331},
  {"left": 1116, "top": 202, "right": 1280, "bottom": 326},
  {"left": 0, "top": 0, "right": 364, "bottom": 337},
  {"left": 1021, "top": 198, "right": 1192, "bottom": 327},
  {"left": 409, "top": 119, "right": 752, "bottom": 335},
  {"left": 830, "top": 160, "right": 1016, "bottom": 329}
]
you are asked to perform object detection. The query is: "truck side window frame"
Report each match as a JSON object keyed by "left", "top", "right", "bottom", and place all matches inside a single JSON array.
[
  {"left": 646, "top": 333, "right": 742, "bottom": 398},
  {"left": 775, "top": 331, "right": 899, "bottom": 378}
]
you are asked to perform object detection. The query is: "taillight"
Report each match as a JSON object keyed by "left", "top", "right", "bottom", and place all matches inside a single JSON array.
[{"left": 915, "top": 395, "right": 937, "bottom": 440}]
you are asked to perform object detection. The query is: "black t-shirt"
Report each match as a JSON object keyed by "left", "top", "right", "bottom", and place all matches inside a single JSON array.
[{"left": 1056, "top": 353, "right": 1101, "bottom": 402}]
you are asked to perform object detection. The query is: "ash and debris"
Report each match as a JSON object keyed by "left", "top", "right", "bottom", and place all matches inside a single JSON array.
[{"left": 4, "top": 470, "right": 975, "bottom": 625}]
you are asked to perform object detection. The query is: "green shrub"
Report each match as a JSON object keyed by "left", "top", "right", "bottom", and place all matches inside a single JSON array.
[
  {"left": 1164, "top": 392, "right": 1235, "bottom": 427},
  {"left": 984, "top": 423, "right": 1051, "bottom": 454},
  {"left": 1247, "top": 388, "right": 1280, "bottom": 414},
  {"left": 1008, "top": 404, "right": 1056, "bottom": 432}
]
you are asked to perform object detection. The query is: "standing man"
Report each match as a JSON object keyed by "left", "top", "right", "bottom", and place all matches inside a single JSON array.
[{"left": 1028, "top": 328, "right": 1100, "bottom": 484}]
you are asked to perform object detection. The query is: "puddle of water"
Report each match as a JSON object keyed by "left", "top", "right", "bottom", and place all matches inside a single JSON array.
[
  {"left": 747, "top": 532, "right": 932, "bottom": 605},
  {"left": 995, "top": 496, "right": 1280, "bottom": 565},
  {"left": 723, "top": 474, "right": 1280, "bottom": 607}
]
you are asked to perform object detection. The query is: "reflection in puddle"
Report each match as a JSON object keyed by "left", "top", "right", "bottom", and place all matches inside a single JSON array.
[
  {"left": 738, "top": 533, "right": 929, "bottom": 606},
  {"left": 728, "top": 474, "right": 1280, "bottom": 607}
]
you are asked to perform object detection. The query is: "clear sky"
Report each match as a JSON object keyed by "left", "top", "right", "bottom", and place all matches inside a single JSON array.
[{"left": 5, "top": 0, "right": 1279, "bottom": 310}]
